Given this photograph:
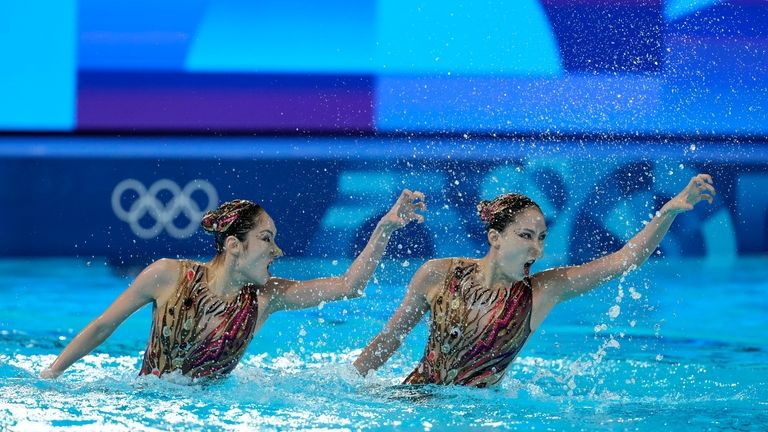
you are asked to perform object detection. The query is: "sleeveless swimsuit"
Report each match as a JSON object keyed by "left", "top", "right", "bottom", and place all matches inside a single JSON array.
[
  {"left": 404, "top": 259, "right": 532, "bottom": 387},
  {"left": 139, "top": 261, "right": 260, "bottom": 379}
]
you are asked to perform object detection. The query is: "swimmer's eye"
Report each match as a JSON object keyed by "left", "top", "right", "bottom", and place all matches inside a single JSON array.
[
  {"left": 539, "top": 234, "right": 547, "bottom": 241},
  {"left": 518, "top": 232, "right": 532, "bottom": 240},
  {"left": 261, "top": 236, "right": 273, "bottom": 243}
]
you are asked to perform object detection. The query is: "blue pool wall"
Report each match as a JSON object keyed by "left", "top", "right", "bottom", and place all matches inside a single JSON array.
[{"left": 0, "top": 136, "right": 765, "bottom": 268}]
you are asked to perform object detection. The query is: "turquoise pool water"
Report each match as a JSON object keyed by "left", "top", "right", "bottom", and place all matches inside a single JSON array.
[{"left": 1, "top": 257, "right": 767, "bottom": 431}]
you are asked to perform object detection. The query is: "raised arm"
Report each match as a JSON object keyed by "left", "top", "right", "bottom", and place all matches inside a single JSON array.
[
  {"left": 266, "top": 189, "right": 426, "bottom": 313},
  {"left": 530, "top": 174, "right": 715, "bottom": 329},
  {"left": 353, "top": 258, "right": 449, "bottom": 376},
  {"left": 40, "top": 259, "right": 179, "bottom": 378}
]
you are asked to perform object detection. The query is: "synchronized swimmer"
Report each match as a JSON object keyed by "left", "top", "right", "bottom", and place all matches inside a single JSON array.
[
  {"left": 354, "top": 174, "right": 715, "bottom": 387},
  {"left": 42, "top": 190, "right": 425, "bottom": 380},
  {"left": 43, "top": 174, "right": 715, "bottom": 389}
]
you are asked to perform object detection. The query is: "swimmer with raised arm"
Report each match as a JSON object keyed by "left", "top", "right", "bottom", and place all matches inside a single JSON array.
[
  {"left": 354, "top": 175, "right": 715, "bottom": 387},
  {"left": 42, "top": 189, "right": 425, "bottom": 380}
]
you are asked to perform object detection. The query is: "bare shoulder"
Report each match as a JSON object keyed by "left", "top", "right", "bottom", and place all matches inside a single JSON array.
[
  {"left": 141, "top": 258, "right": 181, "bottom": 281},
  {"left": 255, "top": 277, "right": 300, "bottom": 315},
  {"left": 134, "top": 258, "right": 183, "bottom": 298},
  {"left": 417, "top": 258, "right": 453, "bottom": 281},
  {"left": 529, "top": 265, "right": 572, "bottom": 300},
  {"left": 259, "top": 277, "right": 293, "bottom": 296},
  {"left": 257, "top": 277, "right": 301, "bottom": 306},
  {"left": 530, "top": 267, "right": 554, "bottom": 289},
  {"left": 411, "top": 258, "right": 453, "bottom": 299},
  {"left": 532, "top": 263, "right": 578, "bottom": 283}
]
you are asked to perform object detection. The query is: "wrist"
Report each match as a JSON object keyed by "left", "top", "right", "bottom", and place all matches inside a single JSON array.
[
  {"left": 658, "top": 203, "right": 681, "bottom": 218},
  {"left": 41, "top": 367, "right": 62, "bottom": 379},
  {"left": 376, "top": 220, "right": 397, "bottom": 236}
]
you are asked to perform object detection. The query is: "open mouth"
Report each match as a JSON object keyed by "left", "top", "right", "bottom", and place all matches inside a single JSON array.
[{"left": 524, "top": 260, "right": 535, "bottom": 276}]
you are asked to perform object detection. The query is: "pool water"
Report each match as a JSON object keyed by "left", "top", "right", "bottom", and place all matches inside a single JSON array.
[{"left": 1, "top": 257, "right": 767, "bottom": 431}]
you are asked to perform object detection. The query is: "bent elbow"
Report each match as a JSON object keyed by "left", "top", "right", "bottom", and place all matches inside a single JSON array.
[
  {"left": 90, "top": 319, "right": 118, "bottom": 342},
  {"left": 346, "top": 286, "right": 365, "bottom": 299},
  {"left": 339, "top": 274, "right": 367, "bottom": 299}
]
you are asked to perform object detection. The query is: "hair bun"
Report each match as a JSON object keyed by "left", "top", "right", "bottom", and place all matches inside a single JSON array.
[
  {"left": 477, "top": 193, "right": 540, "bottom": 230},
  {"left": 200, "top": 210, "right": 220, "bottom": 234},
  {"left": 477, "top": 200, "right": 493, "bottom": 223},
  {"left": 200, "top": 199, "right": 256, "bottom": 235}
]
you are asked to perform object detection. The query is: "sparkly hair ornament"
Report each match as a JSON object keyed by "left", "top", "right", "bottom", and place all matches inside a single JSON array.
[
  {"left": 477, "top": 193, "right": 540, "bottom": 232},
  {"left": 201, "top": 199, "right": 263, "bottom": 253},
  {"left": 201, "top": 199, "right": 254, "bottom": 233}
]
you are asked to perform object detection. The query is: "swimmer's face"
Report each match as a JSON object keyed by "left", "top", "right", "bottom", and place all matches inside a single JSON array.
[
  {"left": 492, "top": 207, "right": 546, "bottom": 281},
  {"left": 238, "top": 213, "right": 283, "bottom": 285}
]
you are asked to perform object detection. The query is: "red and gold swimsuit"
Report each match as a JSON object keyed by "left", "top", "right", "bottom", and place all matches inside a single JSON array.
[
  {"left": 139, "top": 261, "right": 260, "bottom": 379},
  {"left": 404, "top": 259, "right": 532, "bottom": 387}
]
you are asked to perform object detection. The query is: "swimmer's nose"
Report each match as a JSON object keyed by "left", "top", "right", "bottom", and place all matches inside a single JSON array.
[
  {"left": 273, "top": 243, "right": 284, "bottom": 258},
  {"left": 532, "top": 242, "right": 543, "bottom": 259}
]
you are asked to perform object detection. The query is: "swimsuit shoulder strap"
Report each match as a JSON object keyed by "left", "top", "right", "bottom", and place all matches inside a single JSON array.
[
  {"left": 441, "top": 258, "right": 458, "bottom": 290},
  {"left": 174, "top": 259, "right": 207, "bottom": 294},
  {"left": 442, "top": 258, "right": 479, "bottom": 297}
]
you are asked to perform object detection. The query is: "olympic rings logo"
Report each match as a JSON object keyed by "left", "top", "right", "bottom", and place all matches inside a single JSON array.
[{"left": 111, "top": 179, "right": 219, "bottom": 239}]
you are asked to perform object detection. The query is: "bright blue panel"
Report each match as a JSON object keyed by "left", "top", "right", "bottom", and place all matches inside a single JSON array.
[
  {"left": 376, "top": 0, "right": 562, "bottom": 76},
  {"left": 186, "top": 0, "right": 375, "bottom": 73},
  {"left": 665, "top": 0, "right": 722, "bottom": 21},
  {"left": 0, "top": 1, "right": 75, "bottom": 130},
  {"left": 78, "top": 0, "right": 207, "bottom": 70}
]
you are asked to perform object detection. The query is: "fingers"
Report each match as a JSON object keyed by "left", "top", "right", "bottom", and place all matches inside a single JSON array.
[
  {"left": 411, "top": 190, "right": 426, "bottom": 203},
  {"left": 389, "top": 189, "right": 427, "bottom": 226},
  {"left": 398, "top": 188, "right": 425, "bottom": 199},
  {"left": 691, "top": 174, "right": 714, "bottom": 188},
  {"left": 690, "top": 174, "right": 716, "bottom": 204},
  {"left": 405, "top": 190, "right": 426, "bottom": 223},
  {"left": 682, "top": 174, "right": 714, "bottom": 210},
  {"left": 397, "top": 189, "right": 425, "bottom": 205},
  {"left": 40, "top": 368, "right": 60, "bottom": 379},
  {"left": 691, "top": 173, "right": 710, "bottom": 183},
  {"left": 398, "top": 189, "right": 426, "bottom": 210},
  {"left": 699, "top": 182, "right": 716, "bottom": 196},
  {"left": 395, "top": 189, "right": 412, "bottom": 206}
]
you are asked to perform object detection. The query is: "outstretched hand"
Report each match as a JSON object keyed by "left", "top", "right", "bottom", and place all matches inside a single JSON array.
[
  {"left": 662, "top": 173, "right": 716, "bottom": 216},
  {"left": 40, "top": 368, "right": 61, "bottom": 379},
  {"left": 380, "top": 189, "right": 426, "bottom": 231}
]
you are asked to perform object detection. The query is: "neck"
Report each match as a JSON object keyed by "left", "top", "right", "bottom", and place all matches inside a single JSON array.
[
  {"left": 478, "top": 251, "right": 519, "bottom": 290},
  {"left": 206, "top": 256, "right": 245, "bottom": 298}
]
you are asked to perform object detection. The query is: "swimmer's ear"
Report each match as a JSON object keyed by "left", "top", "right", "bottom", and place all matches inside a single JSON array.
[
  {"left": 487, "top": 229, "right": 501, "bottom": 248},
  {"left": 224, "top": 235, "right": 242, "bottom": 255}
]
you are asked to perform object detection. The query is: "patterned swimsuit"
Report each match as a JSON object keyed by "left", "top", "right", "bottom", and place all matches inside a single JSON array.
[
  {"left": 404, "top": 259, "right": 532, "bottom": 387},
  {"left": 139, "top": 261, "right": 261, "bottom": 379}
]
